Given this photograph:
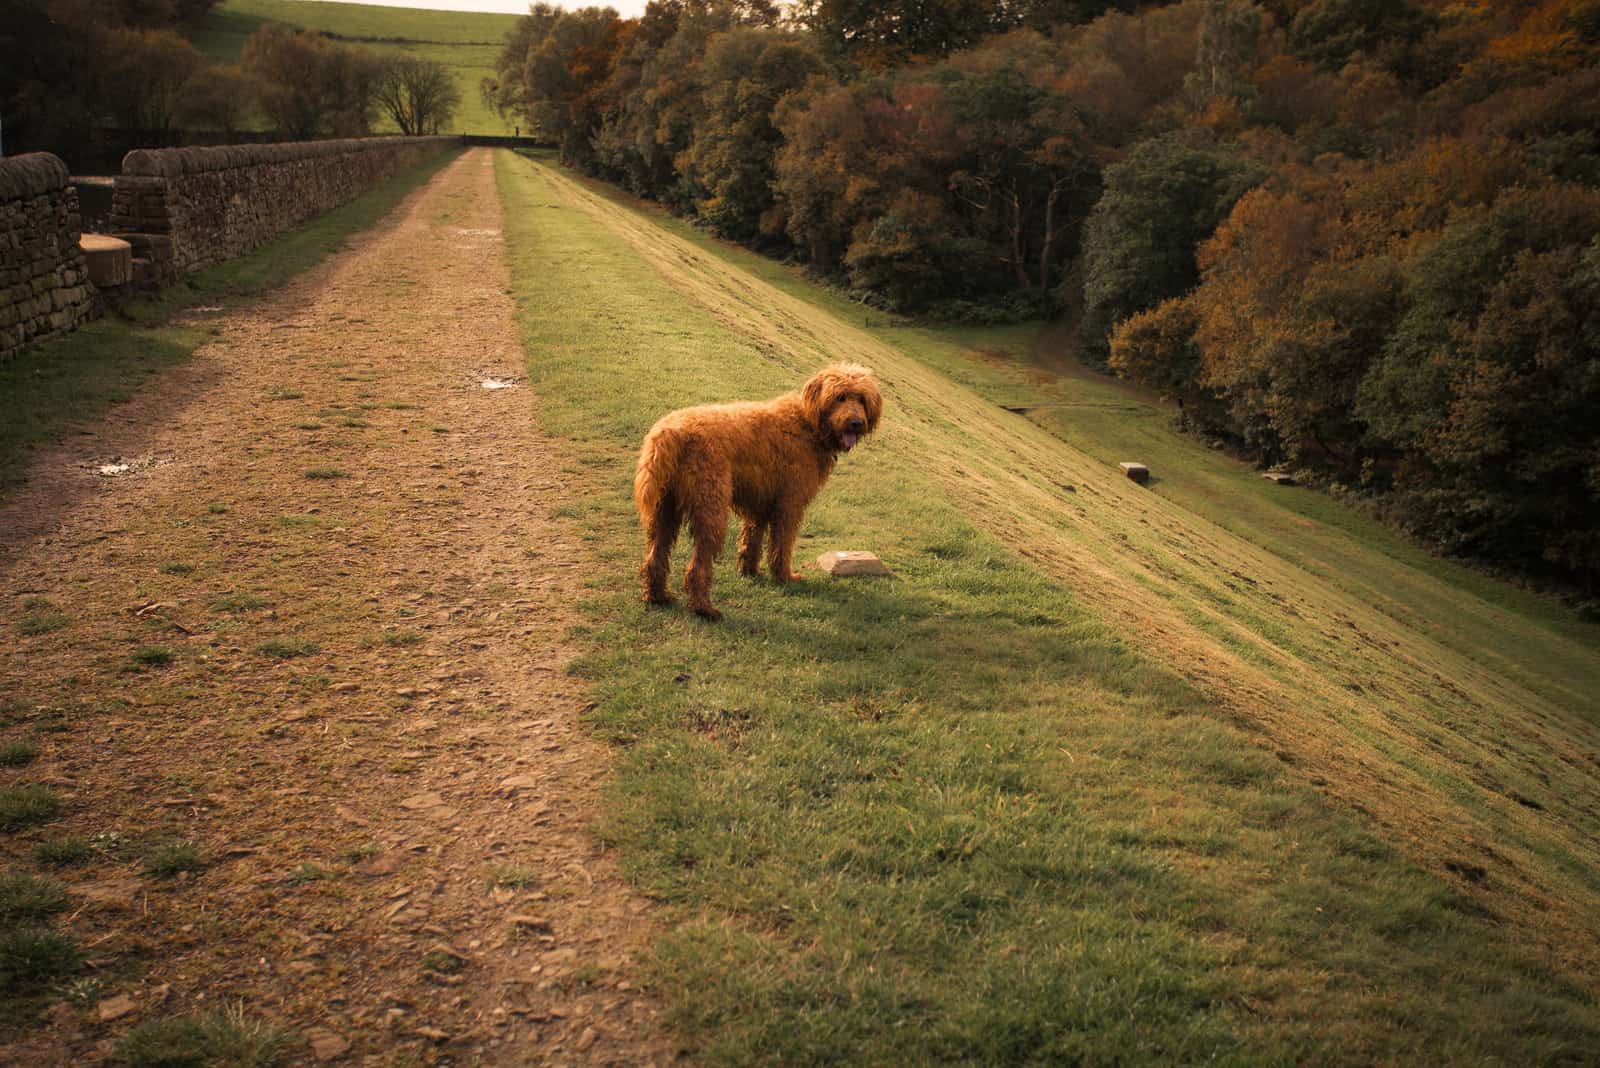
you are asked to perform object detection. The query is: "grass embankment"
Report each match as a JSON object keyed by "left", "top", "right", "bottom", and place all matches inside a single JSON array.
[
  {"left": 495, "top": 150, "right": 1600, "bottom": 1063},
  {"left": 0, "top": 148, "right": 460, "bottom": 494},
  {"left": 190, "top": 0, "right": 519, "bottom": 135}
]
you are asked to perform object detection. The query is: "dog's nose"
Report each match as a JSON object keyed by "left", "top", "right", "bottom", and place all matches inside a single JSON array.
[{"left": 847, "top": 417, "right": 865, "bottom": 432}]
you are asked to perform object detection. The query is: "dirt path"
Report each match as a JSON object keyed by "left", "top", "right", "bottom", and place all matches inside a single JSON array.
[{"left": 0, "top": 149, "right": 671, "bottom": 1066}]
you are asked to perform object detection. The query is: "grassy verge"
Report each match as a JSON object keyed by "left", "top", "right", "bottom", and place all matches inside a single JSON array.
[
  {"left": 0, "top": 148, "right": 460, "bottom": 494},
  {"left": 496, "top": 151, "right": 1600, "bottom": 1063}
]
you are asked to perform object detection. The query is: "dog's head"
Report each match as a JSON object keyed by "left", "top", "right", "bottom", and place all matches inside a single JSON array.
[{"left": 801, "top": 363, "right": 883, "bottom": 454}]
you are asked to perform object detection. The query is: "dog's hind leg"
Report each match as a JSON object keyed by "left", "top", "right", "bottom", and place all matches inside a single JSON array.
[
  {"left": 736, "top": 513, "right": 766, "bottom": 578},
  {"left": 641, "top": 492, "right": 681, "bottom": 606},
  {"left": 684, "top": 474, "right": 731, "bottom": 620}
]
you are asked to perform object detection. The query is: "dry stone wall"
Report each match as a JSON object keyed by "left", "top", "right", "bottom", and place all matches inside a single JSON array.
[
  {"left": 1, "top": 153, "right": 93, "bottom": 362},
  {"left": 109, "top": 136, "right": 456, "bottom": 280}
]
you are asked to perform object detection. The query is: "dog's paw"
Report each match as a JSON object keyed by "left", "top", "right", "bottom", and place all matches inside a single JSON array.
[
  {"left": 776, "top": 571, "right": 805, "bottom": 583},
  {"left": 690, "top": 604, "right": 723, "bottom": 621},
  {"left": 644, "top": 592, "right": 676, "bottom": 608}
]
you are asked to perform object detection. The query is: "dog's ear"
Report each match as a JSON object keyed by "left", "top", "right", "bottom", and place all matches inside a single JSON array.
[{"left": 801, "top": 368, "right": 838, "bottom": 429}]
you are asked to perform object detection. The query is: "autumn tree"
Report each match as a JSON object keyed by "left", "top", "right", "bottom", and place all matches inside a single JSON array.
[
  {"left": 590, "top": 1, "right": 697, "bottom": 195},
  {"left": 374, "top": 56, "right": 461, "bottom": 135},
  {"left": 1185, "top": 185, "right": 1404, "bottom": 463},
  {"left": 1286, "top": 0, "right": 1441, "bottom": 86},
  {"left": 946, "top": 33, "right": 1096, "bottom": 295},
  {"left": 795, "top": 0, "right": 1019, "bottom": 64},
  {"left": 1055, "top": 1, "right": 1205, "bottom": 145},
  {"left": 588, "top": 2, "right": 787, "bottom": 204},
  {"left": 243, "top": 26, "right": 380, "bottom": 138},
  {"left": 676, "top": 27, "right": 824, "bottom": 241},
  {"left": 101, "top": 27, "right": 204, "bottom": 132},
  {"left": 175, "top": 63, "right": 260, "bottom": 135},
  {"left": 1183, "top": 0, "right": 1265, "bottom": 109},
  {"left": 1355, "top": 184, "right": 1600, "bottom": 584},
  {"left": 1081, "top": 133, "right": 1262, "bottom": 359},
  {"left": 774, "top": 76, "right": 970, "bottom": 304},
  {"left": 486, "top": 4, "right": 629, "bottom": 165}
]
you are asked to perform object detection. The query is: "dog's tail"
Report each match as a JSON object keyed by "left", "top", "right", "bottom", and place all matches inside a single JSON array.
[{"left": 634, "top": 425, "right": 679, "bottom": 529}]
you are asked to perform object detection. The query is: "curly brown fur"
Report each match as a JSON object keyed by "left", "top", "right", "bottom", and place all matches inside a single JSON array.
[{"left": 634, "top": 363, "right": 883, "bottom": 620}]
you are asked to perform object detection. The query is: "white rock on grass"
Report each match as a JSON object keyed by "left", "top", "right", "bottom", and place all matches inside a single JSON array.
[{"left": 816, "top": 551, "right": 893, "bottom": 578}]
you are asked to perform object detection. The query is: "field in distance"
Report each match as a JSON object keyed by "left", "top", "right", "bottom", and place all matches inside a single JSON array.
[{"left": 189, "top": 0, "right": 519, "bottom": 135}]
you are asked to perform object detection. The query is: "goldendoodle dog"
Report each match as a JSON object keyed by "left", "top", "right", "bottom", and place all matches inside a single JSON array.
[{"left": 634, "top": 363, "right": 883, "bottom": 620}]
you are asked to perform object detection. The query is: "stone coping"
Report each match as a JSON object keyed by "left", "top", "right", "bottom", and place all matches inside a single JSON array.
[
  {"left": 81, "top": 233, "right": 133, "bottom": 253},
  {"left": 121, "top": 136, "right": 457, "bottom": 178},
  {"left": 0, "top": 152, "right": 70, "bottom": 200}
]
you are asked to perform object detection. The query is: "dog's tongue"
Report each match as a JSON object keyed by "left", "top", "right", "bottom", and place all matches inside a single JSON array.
[{"left": 840, "top": 432, "right": 858, "bottom": 451}]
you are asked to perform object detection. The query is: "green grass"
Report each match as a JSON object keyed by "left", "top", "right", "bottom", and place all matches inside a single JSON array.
[
  {"left": 0, "top": 742, "right": 39, "bottom": 768},
  {"left": 0, "top": 928, "right": 79, "bottom": 992},
  {"left": 495, "top": 150, "right": 1600, "bottom": 1064},
  {"left": 189, "top": 0, "right": 519, "bottom": 134},
  {"left": 115, "top": 1005, "right": 294, "bottom": 1068},
  {"left": 127, "top": 646, "right": 176, "bottom": 670},
  {"left": 303, "top": 466, "right": 348, "bottom": 480},
  {"left": 0, "top": 875, "right": 68, "bottom": 923},
  {"left": 143, "top": 841, "right": 204, "bottom": 878},
  {"left": 0, "top": 149, "right": 459, "bottom": 497},
  {"left": 33, "top": 837, "right": 92, "bottom": 868},
  {"left": 211, "top": 592, "right": 269, "bottom": 612},
  {"left": 419, "top": 949, "right": 465, "bottom": 975},
  {"left": 16, "top": 611, "right": 69, "bottom": 637},
  {"left": 287, "top": 862, "right": 328, "bottom": 885},
  {"left": 0, "top": 786, "right": 61, "bottom": 832},
  {"left": 485, "top": 862, "right": 538, "bottom": 890},
  {"left": 254, "top": 638, "right": 318, "bottom": 660}
]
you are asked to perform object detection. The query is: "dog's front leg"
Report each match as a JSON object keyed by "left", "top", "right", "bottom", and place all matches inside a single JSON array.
[{"left": 766, "top": 505, "right": 806, "bottom": 584}]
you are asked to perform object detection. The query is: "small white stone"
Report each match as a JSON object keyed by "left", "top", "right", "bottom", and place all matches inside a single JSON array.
[{"left": 816, "top": 551, "right": 893, "bottom": 578}]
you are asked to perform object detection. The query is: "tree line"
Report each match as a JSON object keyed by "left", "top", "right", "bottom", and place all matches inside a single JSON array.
[
  {"left": 2, "top": 0, "right": 462, "bottom": 153},
  {"left": 484, "top": 0, "right": 1600, "bottom": 597}
]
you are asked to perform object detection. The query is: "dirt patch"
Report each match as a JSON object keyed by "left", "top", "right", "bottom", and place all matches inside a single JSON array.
[{"left": 0, "top": 150, "right": 671, "bottom": 1066}]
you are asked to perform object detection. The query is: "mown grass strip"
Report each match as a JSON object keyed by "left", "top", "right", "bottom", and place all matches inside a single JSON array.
[
  {"left": 496, "top": 150, "right": 1600, "bottom": 1064},
  {"left": 0, "top": 148, "right": 461, "bottom": 494}
]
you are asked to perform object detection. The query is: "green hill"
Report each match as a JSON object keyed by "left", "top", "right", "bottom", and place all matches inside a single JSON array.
[
  {"left": 494, "top": 148, "right": 1600, "bottom": 1062},
  {"left": 189, "top": 0, "right": 519, "bottom": 134}
]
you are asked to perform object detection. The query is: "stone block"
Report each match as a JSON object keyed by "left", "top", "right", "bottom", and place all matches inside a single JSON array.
[
  {"left": 81, "top": 234, "right": 133, "bottom": 287},
  {"left": 816, "top": 551, "right": 894, "bottom": 578},
  {"left": 1119, "top": 462, "right": 1150, "bottom": 484}
]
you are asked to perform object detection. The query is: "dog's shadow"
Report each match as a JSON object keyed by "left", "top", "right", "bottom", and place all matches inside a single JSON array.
[{"left": 675, "top": 560, "right": 1143, "bottom": 709}]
